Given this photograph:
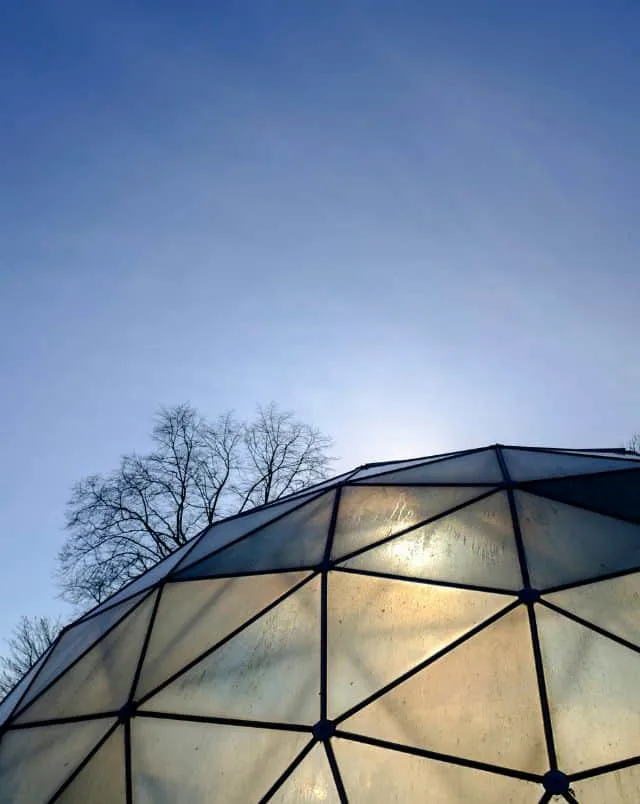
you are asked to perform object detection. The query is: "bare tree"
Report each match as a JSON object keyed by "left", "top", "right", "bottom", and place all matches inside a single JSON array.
[
  {"left": 57, "top": 403, "right": 334, "bottom": 609},
  {"left": 628, "top": 434, "right": 640, "bottom": 454},
  {"left": 237, "top": 402, "right": 334, "bottom": 510},
  {"left": 0, "top": 616, "right": 63, "bottom": 698}
]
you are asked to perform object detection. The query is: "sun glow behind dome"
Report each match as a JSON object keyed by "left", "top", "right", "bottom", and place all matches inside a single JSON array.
[{"left": 1, "top": 444, "right": 640, "bottom": 802}]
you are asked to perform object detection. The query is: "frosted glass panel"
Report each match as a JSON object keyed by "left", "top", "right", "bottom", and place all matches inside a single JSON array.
[
  {"left": 82, "top": 541, "right": 194, "bottom": 618},
  {"left": 516, "top": 492, "right": 640, "bottom": 589},
  {"left": 327, "top": 571, "right": 512, "bottom": 717},
  {"left": 503, "top": 448, "right": 637, "bottom": 481},
  {"left": 176, "top": 493, "right": 334, "bottom": 578},
  {"left": 19, "top": 592, "right": 147, "bottom": 711},
  {"left": 0, "top": 648, "right": 51, "bottom": 727},
  {"left": 270, "top": 745, "right": 340, "bottom": 803},
  {"left": 351, "top": 455, "right": 455, "bottom": 481},
  {"left": 56, "top": 726, "right": 125, "bottom": 803},
  {"left": 536, "top": 605, "right": 640, "bottom": 772},
  {"left": 544, "top": 573, "right": 640, "bottom": 646},
  {"left": 141, "top": 578, "right": 320, "bottom": 724},
  {"left": 340, "top": 493, "right": 523, "bottom": 590},
  {"left": 355, "top": 448, "right": 503, "bottom": 485},
  {"left": 342, "top": 607, "right": 547, "bottom": 773},
  {"left": 131, "top": 718, "right": 310, "bottom": 804},
  {"left": 176, "top": 493, "right": 324, "bottom": 572},
  {"left": 331, "top": 485, "right": 491, "bottom": 561},
  {"left": 16, "top": 594, "right": 155, "bottom": 723},
  {"left": 334, "top": 738, "right": 541, "bottom": 803},
  {"left": 136, "top": 573, "right": 310, "bottom": 699},
  {"left": 0, "top": 719, "right": 113, "bottom": 804},
  {"left": 570, "top": 765, "right": 640, "bottom": 803}
]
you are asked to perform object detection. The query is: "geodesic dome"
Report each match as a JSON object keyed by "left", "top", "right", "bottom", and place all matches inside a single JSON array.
[{"left": 2, "top": 444, "right": 640, "bottom": 803}]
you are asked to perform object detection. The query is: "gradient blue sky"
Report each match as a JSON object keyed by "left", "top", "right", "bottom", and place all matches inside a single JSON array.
[{"left": 1, "top": 1, "right": 639, "bottom": 644}]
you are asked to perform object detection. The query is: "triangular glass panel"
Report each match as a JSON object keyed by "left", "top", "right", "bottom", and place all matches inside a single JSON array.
[
  {"left": 544, "top": 573, "right": 640, "bottom": 647},
  {"left": 131, "top": 717, "right": 310, "bottom": 803},
  {"left": 353, "top": 448, "right": 503, "bottom": 485},
  {"left": 350, "top": 454, "right": 456, "bottom": 481},
  {"left": 141, "top": 577, "right": 320, "bottom": 724},
  {"left": 15, "top": 591, "right": 149, "bottom": 715},
  {"left": 339, "top": 492, "right": 523, "bottom": 591},
  {"left": 570, "top": 764, "right": 640, "bottom": 803},
  {"left": 285, "top": 469, "right": 353, "bottom": 496},
  {"left": 79, "top": 539, "right": 194, "bottom": 620},
  {"left": 516, "top": 491, "right": 640, "bottom": 589},
  {"left": 174, "top": 492, "right": 325, "bottom": 573},
  {"left": 135, "top": 572, "right": 311, "bottom": 699},
  {"left": 502, "top": 447, "right": 638, "bottom": 482},
  {"left": 55, "top": 726, "right": 125, "bottom": 803},
  {"left": 175, "top": 492, "right": 335, "bottom": 579},
  {"left": 0, "top": 645, "right": 52, "bottom": 727},
  {"left": 15, "top": 593, "right": 156, "bottom": 723},
  {"left": 341, "top": 606, "right": 547, "bottom": 773},
  {"left": 333, "top": 738, "right": 541, "bottom": 803},
  {"left": 535, "top": 604, "right": 640, "bottom": 773},
  {"left": 327, "top": 571, "right": 513, "bottom": 718},
  {"left": 331, "top": 485, "right": 493, "bottom": 562},
  {"left": 0, "top": 718, "right": 114, "bottom": 804},
  {"left": 269, "top": 744, "right": 340, "bottom": 803},
  {"left": 523, "top": 469, "right": 640, "bottom": 523}
]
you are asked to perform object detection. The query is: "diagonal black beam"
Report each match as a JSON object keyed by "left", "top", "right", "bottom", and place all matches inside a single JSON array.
[
  {"left": 333, "top": 564, "right": 520, "bottom": 596},
  {"left": 325, "top": 739, "right": 348, "bottom": 803},
  {"left": 136, "top": 709, "right": 312, "bottom": 733},
  {"left": 332, "top": 487, "right": 500, "bottom": 566},
  {"left": 135, "top": 571, "right": 316, "bottom": 706},
  {"left": 334, "top": 730, "right": 543, "bottom": 783},
  {"left": 540, "top": 599, "right": 640, "bottom": 653},
  {"left": 258, "top": 738, "right": 316, "bottom": 803},
  {"left": 47, "top": 720, "right": 120, "bottom": 803},
  {"left": 11, "top": 590, "right": 155, "bottom": 723},
  {"left": 568, "top": 754, "right": 640, "bottom": 782},
  {"left": 334, "top": 600, "right": 519, "bottom": 725},
  {"left": 542, "top": 564, "right": 640, "bottom": 595}
]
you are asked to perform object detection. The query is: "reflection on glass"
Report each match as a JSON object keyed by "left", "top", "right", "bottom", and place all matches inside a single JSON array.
[{"left": 340, "top": 492, "right": 522, "bottom": 590}]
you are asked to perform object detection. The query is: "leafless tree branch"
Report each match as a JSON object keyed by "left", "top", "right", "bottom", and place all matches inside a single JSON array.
[{"left": 56, "top": 402, "right": 334, "bottom": 610}]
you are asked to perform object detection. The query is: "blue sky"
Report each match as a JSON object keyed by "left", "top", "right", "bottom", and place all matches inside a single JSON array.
[{"left": 1, "top": 1, "right": 639, "bottom": 645}]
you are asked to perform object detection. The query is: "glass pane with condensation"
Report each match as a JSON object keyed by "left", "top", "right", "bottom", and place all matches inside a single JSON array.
[
  {"left": 0, "top": 646, "right": 52, "bottom": 727},
  {"left": 269, "top": 745, "right": 340, "bottom": 803},
  {"left": 340, "top": 492, "right": 523, "bottom": 591},
  {"left": 342, "top": 606, "right": 547, "bottom": 773},
  {"left": 570, "top": 765, "right": 640, "bottom": 803},
  {"left": 136, "top": 572, "right": 311, "bottom": 699},
  {"left": 524, "top": 469, "right": 640, "bottom": 524},
  {"left": 354, "top": 448, "right": 503, "bottom": 485},
  {"left": 544, "top": 573, "right": 640, "bottom": 647},
  {"left": 0, "top": 718, "right": 114, "bottom": 804},
  {"left": 333, "top": 739, "right": 541, "bottom": 803},
  {"left": 503, "top": 448, "right": 638, "bottom": 482},
  {"left": 536, "top": 605, "right": 640, "bottom": 773},
  {"left": 56, "top": 726, "right": 125, "bottom": 804},
  {"left": 175, "top": 492, "right": 325, "bottom": 573},
  {"left": 132, "top": 718, "right": 310, "bottom": 804},
  {"left": 17, "top": 592, "right": 148, "bottom": 713},
  {"left": 327, "top": 571, "right": 512, "bottom": 718},
  {"left": 350, "top": 455, "right": 456, "bottom": 481},
  {"left": 141, "top": 577, "right": 320, "bottom": 724},
  {"left": 516, "top": 492, "right": 640, "bottom": 589},
  {"left": 331, "top": 485, "right": 493, "bottom": 562},
  {"left": 176, "top": 493, "right": 334, "bottom": 578},
  {"left": 16, "top": 594, "right": 156, "bottom": 723}
]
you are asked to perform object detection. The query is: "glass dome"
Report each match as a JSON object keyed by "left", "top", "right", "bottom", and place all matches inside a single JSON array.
[{"left": 1, "top": 444, "right": 640, "bottom": 803}]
